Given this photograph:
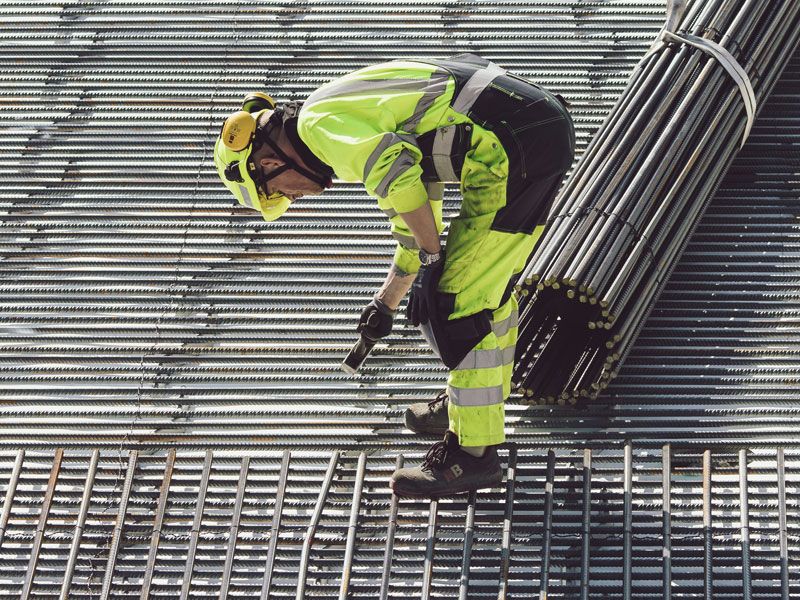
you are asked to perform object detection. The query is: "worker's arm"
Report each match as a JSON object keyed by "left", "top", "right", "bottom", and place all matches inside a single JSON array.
[
  {"left": 375, "top": 200, "right": 443, "bottom": 310},
  {"left": 374, "top": 266, "right": 415, "bottom": 311},
  {"left": 398, "top": 201, "right": 442, "bottom": 254}
]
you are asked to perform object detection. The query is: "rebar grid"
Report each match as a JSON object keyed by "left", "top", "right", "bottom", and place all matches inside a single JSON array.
[{"left": 0, "top": 446, "right": 798, "bottom": 598}]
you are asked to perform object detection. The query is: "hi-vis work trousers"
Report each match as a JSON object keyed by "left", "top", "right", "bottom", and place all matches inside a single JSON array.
[
  {"left": 421, "top": 70, "right": 575, "bottom": 447},
  {"left": 445, "top": 294, "right": 520, "bottom": 446}
]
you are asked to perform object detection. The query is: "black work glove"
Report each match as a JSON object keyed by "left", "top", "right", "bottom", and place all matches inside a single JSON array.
[
  {"left": 406, "top": 251, "right": 445, "bottom": 326},
  {"left": 357, "top": 298, "right": 395, "bottom": 341}
]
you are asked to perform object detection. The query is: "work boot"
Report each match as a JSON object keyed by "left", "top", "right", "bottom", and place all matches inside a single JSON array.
[
  {"left": 390, "top": 431, "right": 503, "bottom": 498},
  {"left": 404, "top": 390, "right": 450, "bottom": 436}
]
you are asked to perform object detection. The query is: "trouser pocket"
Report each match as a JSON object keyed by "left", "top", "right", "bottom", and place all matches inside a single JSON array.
[{"left": 419, "top": 297, "right": 492, "bottom": 370}]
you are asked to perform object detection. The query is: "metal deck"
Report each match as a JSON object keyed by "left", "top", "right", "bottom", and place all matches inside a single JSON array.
[
  {"left": 0, "top": 0, "right": 798, "bottom": 596},
  {"left": 0, "top": 445, "right": 797, "bottom": 598}
]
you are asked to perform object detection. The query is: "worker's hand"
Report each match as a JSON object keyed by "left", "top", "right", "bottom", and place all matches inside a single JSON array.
[
  {"left": 357, "top": 298, "right": 395, "bottom": 341},
  {"left": 406, "top": 251, "right": 445, "bottom": 326}
]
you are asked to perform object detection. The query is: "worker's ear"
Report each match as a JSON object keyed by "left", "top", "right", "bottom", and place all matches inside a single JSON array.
[{"left": 259, "top": 156, "right": 285, "bottom": 170}]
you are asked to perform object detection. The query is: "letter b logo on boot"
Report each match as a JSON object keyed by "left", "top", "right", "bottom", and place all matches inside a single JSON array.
[{"left": 446, "top": 464, "right": 464, "bottom": 481}]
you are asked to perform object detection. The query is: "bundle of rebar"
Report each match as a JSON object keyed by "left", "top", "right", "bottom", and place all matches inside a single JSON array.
[{"left": 513, "top": 0, "right": 800, "bottom": 405}]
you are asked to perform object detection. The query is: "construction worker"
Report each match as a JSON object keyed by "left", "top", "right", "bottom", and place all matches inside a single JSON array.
[{"left": 214, "top": 54, "right": 575, "bottom": 498}]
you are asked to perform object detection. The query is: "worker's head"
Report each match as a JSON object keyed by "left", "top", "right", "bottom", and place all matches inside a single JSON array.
[{"left": 214, "top": 93, "right": 332, "bottom": 221}]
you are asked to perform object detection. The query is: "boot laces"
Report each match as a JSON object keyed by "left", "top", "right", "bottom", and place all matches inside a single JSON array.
[
  {"left": 427, "top": 390, "right": 448, "bottom": 409},
  {"left": 421, "top": 439, "right": 450, "bottom": 471}
]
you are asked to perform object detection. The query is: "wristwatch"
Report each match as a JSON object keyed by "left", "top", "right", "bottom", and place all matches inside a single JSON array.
[{"left": 419, "top": 248, "right": 442, "bottom": 266}]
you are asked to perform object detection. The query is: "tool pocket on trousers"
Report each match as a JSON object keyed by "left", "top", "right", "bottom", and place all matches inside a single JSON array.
[
  {"left": 439, "top": 214, "right": 494, "bottom": 295},
  {"left": 424, "top": 296, "right": 493, "bottom": 370}
]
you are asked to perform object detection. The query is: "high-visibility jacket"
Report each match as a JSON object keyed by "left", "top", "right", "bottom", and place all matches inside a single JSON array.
[{"left": 297, "top": 55, "right": 498, "bottom": 275}]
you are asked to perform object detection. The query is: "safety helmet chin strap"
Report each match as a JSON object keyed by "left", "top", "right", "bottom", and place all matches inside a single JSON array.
[{"left": 253, "top": 107, "right": 333, "bottom": 189}]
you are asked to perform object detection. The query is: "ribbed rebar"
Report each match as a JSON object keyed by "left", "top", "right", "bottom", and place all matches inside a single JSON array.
[
  {"left": 662, "top": 444, "right": 672, "bottom": 600},
  {"left": 703, "top": 449, "right": 713, "bottom": 600},
  {"left": 296, "top": 451, "right": 339, "bottom": 600},
  {"left": 514, "top": 0, "right": 800, "bottom": 403},
  {"left": 140, "top": 448, "right": 175, "bottom": 600},
  {"left": 580, "top": 449, "right": 591, "bottom": 600},
  {"left": 339, "top": 452, "right": 366, "bottom": 600},
  {"left": 0, "top": 450, "right": 24, "bottom": 548},
  {"left": 180, "top": 450, "right": 212, "bottom": 600},
  {"left": 776, "top": 448, "right": 789, "bottom": 600},
  {"left": 738, "top": 449, "right": 751, "bottom": 600},
  {"left": 539, "top": 450, "right": 556, "bottom": 600},
  {"left": 262, "top": 450, "right": 291, "bottom": 600},
  {"left": 379, "top": 455, "right": 403, "bottom": 600},
  {"left": 220, "top": 456, "right": 249, "bottom": 600},
  {"left": 623, "top": 442, "right": 633, "bottom": 600},
  {"left": 100, "top": 451, "right": 138, "bottom": 600},
  {"left": 458, "top": 491, "right": 477, "bottom": 600},
  {"left": 60, "top": 450, "right": 99, "bottom": 600},
  {"left": 497, "top": 446, "right": 517, "bottom": 600},
  {"left": 21, "top": 448, "right": 62, "bottom": 600},
  {"left": 421, "top": 498, "right": 439, "bottom": 600}
]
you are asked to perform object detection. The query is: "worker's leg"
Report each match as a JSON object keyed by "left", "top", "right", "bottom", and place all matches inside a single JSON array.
[
  {"left": 439, "top": 131, "right": 571, "bottom": 448},
  {"left": 392, "top": 78, "right": 575, "bottom": 497},
  {"left": 389, "top": 239, "right": 529, "bottom": 498},
  {"left": 401, "top": 128, "right": 556, "bottom": 442},
  {"left": 446, "top": 293, "right": 519, "bottom": 447}
]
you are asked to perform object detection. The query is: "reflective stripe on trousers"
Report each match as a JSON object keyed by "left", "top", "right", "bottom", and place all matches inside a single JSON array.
[{"left": 421, "top": 296, "right": 519, "bottom": 447}]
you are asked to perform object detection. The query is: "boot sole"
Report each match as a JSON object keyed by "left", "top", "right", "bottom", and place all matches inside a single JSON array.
[
  {"left": 405, "top": 424, "right": 449, "bottom": 437},
  {"left": 390, "top": 473, "right": 503, "bottom": 499}
]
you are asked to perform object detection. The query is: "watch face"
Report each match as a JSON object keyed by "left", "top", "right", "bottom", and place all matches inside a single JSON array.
[{"left": 420, "top": 250, "right": 439, "bottom": 265}]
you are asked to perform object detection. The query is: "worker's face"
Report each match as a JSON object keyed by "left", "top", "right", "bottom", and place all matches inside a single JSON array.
[
  {"left": 256, "top": 156, "right": 326, "bottom": 201},
  {"left": 250, "top": 123, "right": 326, "bottom": 201}
]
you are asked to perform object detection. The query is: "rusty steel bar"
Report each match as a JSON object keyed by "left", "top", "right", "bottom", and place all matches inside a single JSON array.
[
  {"left": 421, "top": 498, "right": 439, "bottom": 600},
  {"left": 776, "top": 448, "right": 789, "bottom": 600},
  {"left": 662, "top": 444, "right": 671, "bottom": 600},
  {"left": 220, "top": 457, "right": 250, "bottom": 600},
  {"left": 539, "top": 450, "right": 556, "bottom": 600},
  {"left": 738, "top": 449, "right": 751, "bottom": 600},
  {"left": 379, "top": 455, "right": 403, "bottom": 600},
  {"left": 580, "top": 449, "right": 591, "bottom": 600},
  {"left": 140, "top": 449, "right": 176, "bottom": 600},
  {"left": 497, "top": 446, "right": 517, "bottom": 600},
  {"left": 100, "top": 451, "right": 138, "bottom": 600},
  {"left": 60, "top": 449, "right": 100, "bottom": 600},
  {"left": 0, "top": 449, "right": 25, "bottom": 548},
  {"left": 458, "top": 491, "right": 477, "bottom": 600},
  {"left": 339, "top": 452, "right": 366, "bottom": 600},
  {"left": 21, "top": 448, "right": 63, "bottom": 600},
  {"left": 623, "top": 442, "right": 633, "bottom": 600},
  {"left": 296, "top": 452, "right": 340, "bottom": 600},
  {"left": 261, "top": 450, "right": 291, "bottom": 600},
  {"left": 703, "top": 449, "right": 712, "bottom": 600},
  {"left": 181, "top": 450, "right": 213, "bottom": 600}
]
